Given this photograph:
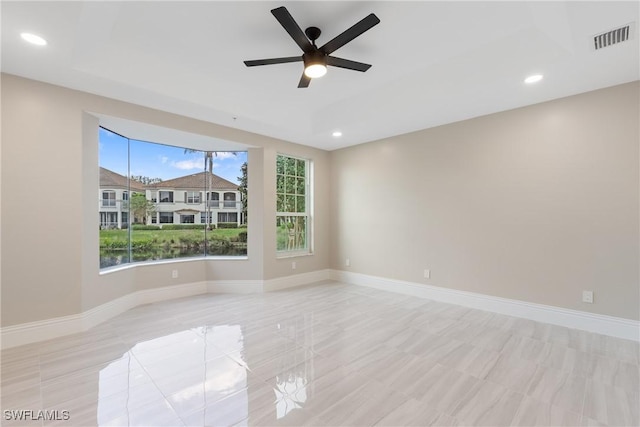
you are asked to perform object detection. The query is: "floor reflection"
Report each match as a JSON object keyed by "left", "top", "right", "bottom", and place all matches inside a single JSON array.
[
  {"left": 3, "top": 283, "right": 638, "bottom": 426},
  {"left": 96, "top": 325, "right": 251, "bottom": 425},
  {"left": 274, "top": 375, "right": 307, "bottom": 419},
  {"left": 93, "top": 319, "right": 319, "bottom": 425}
]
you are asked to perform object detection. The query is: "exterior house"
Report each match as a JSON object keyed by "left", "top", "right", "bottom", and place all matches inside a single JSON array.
[
  {"left": 99, "top": 167, "right": 243, "bottom": 228},
  {"left": 99, "top": 167, "right": 146, "bottom": 228},
  {"left": 146, "top": 171, "right": 243, "bottom": 226}
]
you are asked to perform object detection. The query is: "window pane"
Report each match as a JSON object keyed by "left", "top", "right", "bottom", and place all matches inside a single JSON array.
[
  {"left": 159, "top": 191, "right": 173, "bottom": 203},
  {"left": 98, "top": 128, "right": 130, "bottom": 268},
  {"left": 276, "top": 156, "right": 285, "bottom": 175},
  {"left": 283, "top": 194, "right": 295, "bottom": 212},
  {"left": 186, "top": 191, "right": 201, "bottom": 203},
  {"left": 296, "top": 178, "right": 305, "bottom": 196},
  {"left": 180, "top": 215, "right": 194, "bottom": 224},
  {"left": 276, "top": 215, "right": 307, "bottom": 251},
  {"left": 100, "top": 127, "right": 248, "bottom": 269},
  {"left": 296, "top": 196, "right": 305, "bottom": 213},
  {"left": 276, "top": 174, "right": 284, "bottom": 193},
  {"left": 276, "top": 194, "right": 284, "bottom": 212},
  {"left": 276, "top": 154, "right": 310, "bottom": 255},
  {"left": 296, "top": 159, "right": 305, "bottom": 177},
  {"left": 159, "top": 212, "right": 173, "bottom": 223},
  {"left": 285, "top": 156, "right": 296, "bottom": 175},
  {"left": 285, "top": 176, "right": 296, "bottom": 195}
]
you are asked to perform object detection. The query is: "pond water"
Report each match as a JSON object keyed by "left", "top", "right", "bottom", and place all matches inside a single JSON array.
[{"left": 100, "top": 246, "right": 247, "bottom": 269}]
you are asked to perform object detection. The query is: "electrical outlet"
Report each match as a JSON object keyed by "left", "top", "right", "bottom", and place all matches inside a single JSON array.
[
  {"left": 292, "top": 261, "right": 296, "bottom": 270},
  {"left": 172, "top": 269, "right": 178, "bottom": 279},
  {"left": 424, "top": 269, "right": 430, "bottom": 279},
  {"left": 582, "top": 290, "right": 593, "bottom": 304},
  {"left": 345, "top": 258, "right": 350, "bottom": 267}
]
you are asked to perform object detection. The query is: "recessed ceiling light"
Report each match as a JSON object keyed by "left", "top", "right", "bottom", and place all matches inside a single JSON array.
[
  {"left": 332, "top": 131, "right": 342, "bottom": 137},
  {"left": 524, "top": 74, "right": 543, "bottom": 84},
  {"left": 21, "top": 33, "right": 47, "bottom": 46}
]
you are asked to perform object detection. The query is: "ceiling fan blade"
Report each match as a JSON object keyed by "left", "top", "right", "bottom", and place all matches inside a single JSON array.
[
  {"left": 244, "top": 56, "right": 303, "bottom": 67},
  {"left": 271, "top": 6, "right": 314, "bottom": 53},
  {"left": 298, "top": 73, "right": 311, "bottom": 88},
  {"left": 319, "top": 13, "right": 380, "bottom": 55},
  {"left": 326, "top": 56, "right": 372, "bottom": 72}
]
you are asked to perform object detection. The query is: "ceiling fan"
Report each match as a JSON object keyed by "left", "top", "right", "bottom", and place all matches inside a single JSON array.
[{"left": 244, "top": 6, "right": 380, "bottom": 88}]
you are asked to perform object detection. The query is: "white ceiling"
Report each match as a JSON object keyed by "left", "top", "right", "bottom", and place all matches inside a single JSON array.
[{"left": 2, "top": 1, "right": 638, "bottom": 151}]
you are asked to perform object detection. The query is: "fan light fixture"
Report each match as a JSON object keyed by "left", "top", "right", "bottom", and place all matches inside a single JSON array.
[
  {"left": 304, "top": 63, "right": 327, "bottom": 78},
  {"left": 243, "top": 7, "right": 379, "bottom": 88},
  {"left": 303, "top": 50, "right": 327, "bottom": 79}
]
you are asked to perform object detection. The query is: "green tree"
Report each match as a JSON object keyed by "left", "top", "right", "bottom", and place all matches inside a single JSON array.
[
  {"left": 130, "top": 193, "right": 156, "bottom": 224},
  {"left": 238, "top": 162, "right": 248, "bottom": 224},
  {"left": 130, "top": 175, "right": 162, "bottom": 185}
]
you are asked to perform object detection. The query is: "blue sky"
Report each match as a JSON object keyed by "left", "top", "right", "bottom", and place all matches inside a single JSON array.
[{"left": 99, "top": 127, "right": 247, "bottom": 184}]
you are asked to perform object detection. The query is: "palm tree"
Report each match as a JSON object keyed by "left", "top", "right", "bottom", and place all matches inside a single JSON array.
[{"left": 184, "top": 150, "right": 236, "bottom": 230}]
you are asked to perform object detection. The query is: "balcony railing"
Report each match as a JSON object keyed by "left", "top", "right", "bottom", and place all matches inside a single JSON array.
[
  {"left": 101, "top": 198, "right": 242, "bottom": 210},
  {"left": 100, "top": 200, "right": 129, "bottom": 208},
  {"left": 224, "top": 201, "right": 239, "bottom": 208},
  {"left": 205, "top": 201, "right": 241, "bottom": 209}
]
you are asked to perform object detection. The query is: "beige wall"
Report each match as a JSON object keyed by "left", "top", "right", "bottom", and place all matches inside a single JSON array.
[
  {"left": 330, "top": 82, "right": 639, "bottom": 321},
  {"left": 1, "top": 74, "right": 330, "bottom": 326},
  {"left": 2, "top": 72, "right": 637, "bottom": 327}
]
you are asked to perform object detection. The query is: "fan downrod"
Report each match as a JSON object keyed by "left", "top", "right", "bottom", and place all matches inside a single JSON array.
[{"left": 305, "top": 26, "right": 321, "bottom": 45}]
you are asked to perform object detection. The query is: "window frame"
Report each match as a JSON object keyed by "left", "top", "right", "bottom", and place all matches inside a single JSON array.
[
  {"left": 223, "top": 192, "right": 237, "bottom": 208},
  {"left": 98, "top": 126, "right": 249, "bottom": 270},
  {"left": 179, "top": 214, "right": 195, "bottom": 224},
  {"left": 276, "top": 154, "right": 313, "bottom": 258},
  {"left": 185, "top": 191, "right": 201, "bottom": 204},
  {"left": 102, "top": 190, "right": 116, "bottom": 207},
  {"left": 159, "top": 191, "right": 174, "bottom": 203},
  {"left": 218, "top": 212, "right": 238, "bottom": 223},
  {"left": 159, "top": 212, "right": 174, "bottom": 224}
]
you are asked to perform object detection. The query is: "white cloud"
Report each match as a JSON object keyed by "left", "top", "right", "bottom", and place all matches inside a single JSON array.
[
  {"left": 159, "top": 156, "right": 169, "bottom": 164},
  {"left": 172, "top": 158, "right": 204, "bottom": 170},
  {"left": 212, "top": 152, "right": 237, "bottom": 160},
  {"left": 217, "top": 151, "right": 235, "bottom": 159}
]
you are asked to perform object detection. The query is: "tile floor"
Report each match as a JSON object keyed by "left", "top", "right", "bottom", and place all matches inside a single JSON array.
[{"left": 1, "top": 281, "right": 638, "bottom": 426}]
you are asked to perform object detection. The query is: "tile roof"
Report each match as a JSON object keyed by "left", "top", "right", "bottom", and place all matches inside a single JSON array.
[
  {"left": 100, "top": 168, "right": 238, "bottom": 191},
  {"left": 146, "top": 171, "right": 238, "bottom": 190},
  {"left": 99, "top": 167, "right": 146, "bottom": 191}
]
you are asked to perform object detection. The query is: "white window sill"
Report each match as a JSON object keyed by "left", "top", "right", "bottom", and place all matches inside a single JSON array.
[{"left": 276, "top": 251, "right": 313, "bottom": 259}]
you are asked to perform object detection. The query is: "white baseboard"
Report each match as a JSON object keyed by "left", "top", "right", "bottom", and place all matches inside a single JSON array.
[
  {"left": 6, "top": 269, "right": 635, "bottom": 349},
  {"left": 265, "top": 269, "right": 333, "bottom": 292},
  {"left": 135, "top": 281, "right": 208, "bottom": 306},
  {"left": 1, "top": 313, "right": 86, "bottom": 350},
  {"left": 207, "top": 270, "right": 333, "bottom": 293},
  {"left": 208, "top": 280, "right": 264, "bottom": 294},
  {"left": 331, "top": 270, "right": 640, "bottom": 342},
  {"left": 1, "top": 272, "right": 332, "bottom": 349},
  {"left": 2, "top": 281, "right": 208, "bottom": 349}
]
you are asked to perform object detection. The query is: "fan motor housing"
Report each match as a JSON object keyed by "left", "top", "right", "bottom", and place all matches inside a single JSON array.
[
  {"left": 303, "top": 50, "right": 326, "bottom": 67},
  {"left": 305, "top": 26, "right": 322, "bottom": 43}
]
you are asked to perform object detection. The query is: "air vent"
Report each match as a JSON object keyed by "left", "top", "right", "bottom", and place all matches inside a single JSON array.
[{"left": 593, "top": 24, "right": 632, "bottom": 50}]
